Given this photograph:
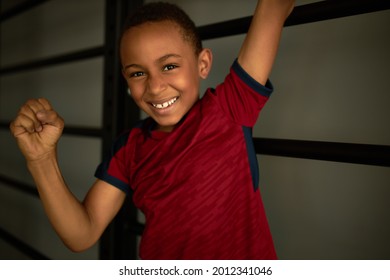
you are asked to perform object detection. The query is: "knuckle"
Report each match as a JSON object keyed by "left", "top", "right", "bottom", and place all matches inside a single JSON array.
[
  {"left": 38, "top": 97, "right": 48, "bottom": 104},
  {"left": 18, "top": 105, "right": 32, "bottom": 116},
  {"left": 26, "top": 98, "right": 37, "bottom": 105},
  {"left": 26, "top": 98, "right": 43, "bottom": 110},
  {"left": 20, "top": 101, "right": 33, "bottom": 112},
  {"left": 38, "top": 97, "right": 52, "bottom": 109}
]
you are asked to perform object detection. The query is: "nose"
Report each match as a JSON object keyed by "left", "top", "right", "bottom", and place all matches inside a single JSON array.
[{"left": 146, "top": 72, "right": 167, "bottom": 96}]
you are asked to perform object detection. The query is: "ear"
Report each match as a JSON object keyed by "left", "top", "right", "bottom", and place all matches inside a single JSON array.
[
  {"left": 121, "top": 69, "right": 133, "bottom": 97},
  {"left": 198, "top": 48, "right": 213, "bottom": 79},
  {"left": 121, "top": 68, "right": 127, "bottom": 80}
]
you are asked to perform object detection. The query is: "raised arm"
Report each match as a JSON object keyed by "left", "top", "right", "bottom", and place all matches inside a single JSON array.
[
  {"left": 10, "top": 98, "right": 126, "bottom": 252},
  {"left": 238, "top": 0, "right": 294, "bottom": 85}
]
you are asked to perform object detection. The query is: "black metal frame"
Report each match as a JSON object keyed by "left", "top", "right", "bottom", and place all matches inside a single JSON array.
[
  {"left": 198, "top": 0, "right": 390, "bottom": 39},
  {"left": 0, "top": 226, "right": 49, "bottom": 260},
  {"left": 254, "top": 138, "right": 390, "bottom": 167},
  {"left": 0, "top": 0, "right": 389, "bottom": 260},
  {"left": 0, "top": 0, "right": 50, "bottom": 22},
  {"left": 0, "top": 0, "right": 143, "bottom": 260},
  {"left": 99, "top": 0, "right": 143, "bottom": 260},
  {"left": 0, "top": 47, "right": 104, "bottom": 76}
]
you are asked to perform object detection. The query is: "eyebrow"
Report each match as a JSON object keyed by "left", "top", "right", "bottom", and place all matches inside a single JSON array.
[{"left": 123, "top": 53, "right": 182, "bottom": 70}]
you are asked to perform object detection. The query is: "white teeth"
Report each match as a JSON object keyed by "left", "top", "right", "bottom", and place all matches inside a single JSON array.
[{"left": 152, "top": 97, "right": 178, "bottom": 109}]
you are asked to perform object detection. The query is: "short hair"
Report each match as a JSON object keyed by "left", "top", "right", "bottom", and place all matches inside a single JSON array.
[{"left": 122, "top": 2, "right": 203, "bottom": 56}]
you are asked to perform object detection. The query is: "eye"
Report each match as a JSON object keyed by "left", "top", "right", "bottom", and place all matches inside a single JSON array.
[
  {"left": 163, "top": 64, "right": 178, "bottom": 71},
  {"left": 130, "top": 71, "right": 145, "bottom": 78}
]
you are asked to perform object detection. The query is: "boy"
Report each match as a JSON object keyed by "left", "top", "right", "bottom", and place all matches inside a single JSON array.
[{"left": 10, "top": 0, "right": 294, "bottom": 259}]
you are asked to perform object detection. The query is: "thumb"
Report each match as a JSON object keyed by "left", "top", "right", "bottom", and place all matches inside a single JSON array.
[{"left": 36, "top": 109, "right": 64, "bottom": 130}]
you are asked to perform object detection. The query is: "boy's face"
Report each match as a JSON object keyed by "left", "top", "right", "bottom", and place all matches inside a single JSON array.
[{"left": 120, "top": 20, "right": 211, "bottom": 132}]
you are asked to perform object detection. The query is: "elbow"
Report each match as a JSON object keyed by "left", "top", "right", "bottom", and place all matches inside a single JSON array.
[
  {"left": 65, "top": 242, "right": 93, "bottom": 253},
  {"left": 67, "top": 244, "right": 89, "bottom": 253},
  {"left": 62, "top": 237, "right": 97, "bottom": 253}
]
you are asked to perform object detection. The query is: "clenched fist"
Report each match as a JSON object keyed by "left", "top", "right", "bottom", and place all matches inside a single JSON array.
[{"left": 10, "top": 98, "right": 64, "bottom": 163}]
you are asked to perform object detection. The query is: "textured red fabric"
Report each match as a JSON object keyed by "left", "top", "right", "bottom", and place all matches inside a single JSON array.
[{"left": 96, "top": 61, "right": 277, "bottom": 259}]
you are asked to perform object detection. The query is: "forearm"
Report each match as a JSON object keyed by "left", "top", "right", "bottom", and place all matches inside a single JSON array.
[
  {"left": 238, "top": 0, "right": 294, "bottom": 84},
  {"left": 10, "top": 98, "right": 104, "bottom": 251},
  {"left": 27, "top": 154, "right": 97, "bottom": 252}
]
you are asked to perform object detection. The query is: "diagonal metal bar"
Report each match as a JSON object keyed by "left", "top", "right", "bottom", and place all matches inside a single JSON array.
[
  {"left": 1, "top": 121, "right": 102, "bottom": 138},
  {"left": 0, "top": 0, "right": 50, "bottom": 22},
  {"left": 0, "top": 46, "right": 104, "bottom": 76},
  {"left": 0, "top": 226, "right": 50, "bottom": 259},
  {"left": 0, "top": 174, "right": 39, "bottom": 197},
  {"left": 198, "top": 0, "right": 390, "bottom": 40}
]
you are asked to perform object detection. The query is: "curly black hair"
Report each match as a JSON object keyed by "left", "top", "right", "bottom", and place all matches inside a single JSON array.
[{"left": 122, "top": 2, "right": 203, "bottom": 55}]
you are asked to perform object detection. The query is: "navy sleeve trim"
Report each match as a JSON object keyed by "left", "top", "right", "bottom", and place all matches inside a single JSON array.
[
  {"left": 94, "top": 162, "right": 131, "bottom": 195},
  {"left": 232, "top": 59, "right": 273, "bottom": 97},
  {"left": 94, "top": 129, "right": 134, "bottom": 196}
]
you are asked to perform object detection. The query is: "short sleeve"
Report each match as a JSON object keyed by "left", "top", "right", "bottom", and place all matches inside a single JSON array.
[
  {"left": 212, "top": 59, "right": 273, "bottom": 127},
  {"left": 94, "top": 131, "right": 132, "bottom": 195}
]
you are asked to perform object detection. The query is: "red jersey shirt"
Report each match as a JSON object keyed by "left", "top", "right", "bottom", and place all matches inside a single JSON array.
[{"left": 95, "top": 60, "right": 277, "bottom": 259}]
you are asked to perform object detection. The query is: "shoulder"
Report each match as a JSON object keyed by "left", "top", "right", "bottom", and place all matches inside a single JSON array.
[
  {"left": 201, "top": 60, "right": 274, "bottom": 127},
  {"left": 230, "top": 59, "right": 274, "bottom": 97}
]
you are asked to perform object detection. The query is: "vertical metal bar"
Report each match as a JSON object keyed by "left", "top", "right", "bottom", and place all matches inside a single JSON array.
[{"left": 100, "top": 0, "right": 143, "bottom": 260}]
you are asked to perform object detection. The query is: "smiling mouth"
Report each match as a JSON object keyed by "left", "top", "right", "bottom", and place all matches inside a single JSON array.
[{"left": 151, "top": 97, "right": 178, "bottom": 109}]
